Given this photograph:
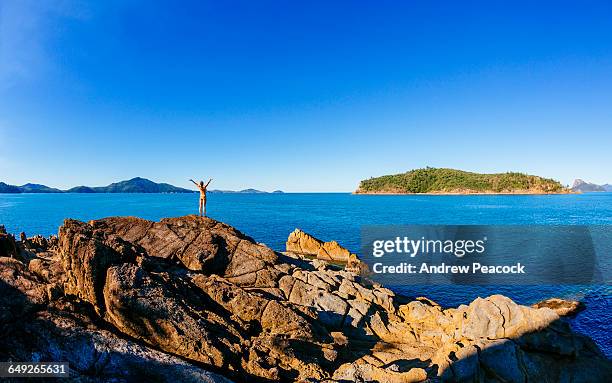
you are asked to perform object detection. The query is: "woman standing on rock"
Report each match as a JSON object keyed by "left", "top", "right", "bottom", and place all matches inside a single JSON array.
[{"left": 190, "top": 178, "right": 212, "bottom": 217}]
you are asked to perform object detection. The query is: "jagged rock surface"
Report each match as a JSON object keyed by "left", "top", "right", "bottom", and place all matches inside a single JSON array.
[
  {"left": 0, "top": 231, "right": 19, "bottom": 259},
  {"left": 286, "top": 228, "right": 352, "bottom": 262},
  {"left": 533, "top": 297, "right": 586, "bottom": 316},
  {"left": 0, "top": 215, "right": 610, "bottom": 382},
  {"left": 285, "top": 228, "right": 366, "bottom": 273}
]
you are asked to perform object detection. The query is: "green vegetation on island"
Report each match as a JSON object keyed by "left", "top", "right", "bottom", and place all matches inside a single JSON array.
[{"left": 356, "top": 167, "right": 569, "bottom": 194}]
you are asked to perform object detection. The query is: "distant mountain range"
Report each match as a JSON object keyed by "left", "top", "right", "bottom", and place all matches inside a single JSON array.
[
  {"left": 0, "top": 178, "right": 283, "bottom": 194},
  {"left": 571, "top": 179, "right": 612, "bottom": 193},
  {"left": 64, "top": 178, "right": 194, "bottom": 194},
  {"left": 208, "top": 188, "right": 284, "bottom": 194},
  {"left": 0, "top": 182, "right": 22, "bottom": 194},
  {"left": 16, "top": 183, "right": 64, "bottom": 193}
]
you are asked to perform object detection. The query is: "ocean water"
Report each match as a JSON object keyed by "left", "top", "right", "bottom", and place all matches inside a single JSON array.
[{"left": 0, "top": 192, "right": 611, "bottom": 355}]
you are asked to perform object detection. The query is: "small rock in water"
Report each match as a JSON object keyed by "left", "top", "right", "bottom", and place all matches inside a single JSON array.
[
  {"left": 286, "top": 228, "right": 368, "bottom": 273},
  {"left": 532, "top": 298, "right": 585, "bottom": 316}
]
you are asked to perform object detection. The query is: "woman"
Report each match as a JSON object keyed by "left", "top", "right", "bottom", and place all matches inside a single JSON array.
[{"left": 190, "top": 178, "right": 212, "bottom": 216}]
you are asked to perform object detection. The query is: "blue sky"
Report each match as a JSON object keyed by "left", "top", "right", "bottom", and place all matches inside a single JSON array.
[{"left": 1, "top": 0, "right": 611, "bottom": 191}]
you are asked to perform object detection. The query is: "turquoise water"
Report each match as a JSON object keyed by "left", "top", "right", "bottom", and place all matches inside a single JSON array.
[{"left": 0, "top": 192, "right": 611, "bottom": 355}]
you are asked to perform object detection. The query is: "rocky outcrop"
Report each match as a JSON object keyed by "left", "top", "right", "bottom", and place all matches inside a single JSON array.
[
  {"left": 1, "top": 215, "right": 610, "bottom": 382},
  {"left": 286, "top": 228, "right": 366, "bottom": 273},
  {"left": 0, "top": 231, "right": 19, "bottom": 259},
  {"left": 0, "top": 261, "right": 232, "bottom": 382},
  {"left": 533, "top": 298, "right": 586, "bottom": 316},
  {"left": 90, "top": 216, "right": 277, "bottom": 274},
  {"left": 286, "top": 228, "right": 352, "bottom": 262}
]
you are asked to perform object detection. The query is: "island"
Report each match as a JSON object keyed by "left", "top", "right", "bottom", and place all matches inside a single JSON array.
[
  {"left": 571, "top": 179, "right": 612, "bottom": 193},
  {"left": 356, "top": 167, "right": 571, "bottom": 194}
]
